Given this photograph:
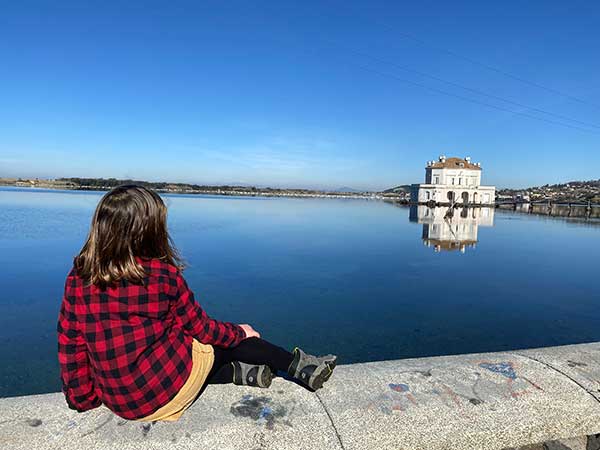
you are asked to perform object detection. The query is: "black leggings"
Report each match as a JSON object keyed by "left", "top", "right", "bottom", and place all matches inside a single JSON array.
[{"left": 206, "top": 337, "right": 294, "bottom": 384}]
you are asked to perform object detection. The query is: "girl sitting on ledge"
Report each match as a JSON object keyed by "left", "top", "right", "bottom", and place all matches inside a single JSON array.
[{"left": 57, "top": 185, "right": 337, "bottom": 421}]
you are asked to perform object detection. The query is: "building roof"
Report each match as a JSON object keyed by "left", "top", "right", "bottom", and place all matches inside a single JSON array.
[{"left": 428, "top": 157, "right": 481, "bottom": 170}]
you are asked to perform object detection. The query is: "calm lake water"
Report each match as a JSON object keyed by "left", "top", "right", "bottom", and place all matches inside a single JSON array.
[{"left": 1, "top": 186, "right": 600, "bottom": 398}]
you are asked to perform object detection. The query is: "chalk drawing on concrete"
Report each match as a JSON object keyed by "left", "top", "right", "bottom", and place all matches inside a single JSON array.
[
  {"left": 367, "top": 366, "right": 484, "bottom": 415},
  {"left": 366, "top": 359, "right": 551, "bottom": 416},
  {"left": 369, "top": 360, "right": 549, "bottom": 415},
  {"left": 476, "top": 360, "right": 543, "bottom": 398},
  {"left": 365, "top": 384, "right": 413, "bottom": 414},
  {"left": 389, "top": 383, "right": 410, "bottom": 393},
  {"left": 440, "top": 384, "right": 462, "bottom": 406},
  {"left": 373, "top": 380, "right": 482, "bottom": 414},
  {"left": 430, "top": 382, "right": 484, "bottom": 411},
  {"left": 230, "top": 395, "right": 294, "bottom": 430},
  {"left": 363, "top": 369, "right": 436, "bottom": 414},
  {"left": 478, "top": 362, "right": 517, "bottom": 380},
  {"left": 388, "top": 383, "right": 418, "bottom": 411}
]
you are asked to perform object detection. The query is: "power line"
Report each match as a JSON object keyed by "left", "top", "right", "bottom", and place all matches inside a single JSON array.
[
  {"left": 280, "top": 12, "right": 599, "bottom": 133},
  {"left": 345, "top": 60, "right": 599, "bottom": 134},
  {"left": 331, "top": 43, "right": 600, "bottom": 130},
  {"left": 372, "top": 26, "right": 600, "bottom": 111}
]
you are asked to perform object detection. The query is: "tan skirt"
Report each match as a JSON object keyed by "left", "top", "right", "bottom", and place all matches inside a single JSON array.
[{"left": 136, "top": 338, "right": 215, "bottom": 422}]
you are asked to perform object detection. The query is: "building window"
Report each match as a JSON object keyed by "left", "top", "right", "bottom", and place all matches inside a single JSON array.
[
  {"left": 434, "top": 176, "right": 439, "bottom": 184},
  {"left": 458, "top": 178, "right": 462, "bottom": 185},
  {"left": 451, "top": 178, "right": 455, "bottom": 185},
  {"left": 425, "top": 191, "right": 431, "bottom": 200}
]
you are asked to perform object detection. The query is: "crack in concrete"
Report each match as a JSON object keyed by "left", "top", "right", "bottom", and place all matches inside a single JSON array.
[
  {"left": 515, "top": 352, "right": 600, "bottom": 405},
  {"left": 315, "top": 391, "right": 345, "bottom": 450}
]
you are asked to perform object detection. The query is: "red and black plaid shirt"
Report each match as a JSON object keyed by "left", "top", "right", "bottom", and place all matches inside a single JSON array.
[{"left": 57, "top": 257, "right": 245, "bottom": 420}]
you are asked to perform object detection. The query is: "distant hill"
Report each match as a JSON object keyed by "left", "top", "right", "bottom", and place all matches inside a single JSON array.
[
  {"left": 382, "top": 185, "right": 412, "bottom": 194},
  {"left": 333, "top": 186, "right": 363, "bottom": 193}
]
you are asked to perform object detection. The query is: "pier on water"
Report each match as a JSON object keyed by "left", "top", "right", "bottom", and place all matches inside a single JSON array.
[
  {"left": 407, "top": 200, "right": 600, "bottom": 220},
  {"left": 495, "top": 201, "right": 600, "bottom": 219}
]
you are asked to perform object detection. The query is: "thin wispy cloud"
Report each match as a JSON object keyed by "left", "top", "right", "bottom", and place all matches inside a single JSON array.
[{"left": 189, "top": 135, "right": 358, "bottom": 174}]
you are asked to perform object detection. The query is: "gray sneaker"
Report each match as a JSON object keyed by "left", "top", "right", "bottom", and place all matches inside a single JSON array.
[
  {"left": 287, "top": 348, "right": 337, "bottom": 391},
  {"left": 232, "top": 362, "right": 273, "bottom": 388}
]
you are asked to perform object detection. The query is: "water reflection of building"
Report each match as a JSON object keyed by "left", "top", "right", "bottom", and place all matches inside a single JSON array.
[
  {"left": 410, "top": 155, "right": 496, "bottom": 205},
  {"left": 409, "top": 205, "right": 495, "bottom": 253}
]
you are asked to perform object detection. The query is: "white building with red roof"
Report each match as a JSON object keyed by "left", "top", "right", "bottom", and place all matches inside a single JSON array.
[{"left": 410, "top": 155, "right": 496, "bottom": 205}]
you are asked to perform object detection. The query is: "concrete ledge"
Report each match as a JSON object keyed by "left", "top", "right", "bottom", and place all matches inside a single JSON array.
[{"left": 1, "top": 342, "right": 600, "bottom": 450}]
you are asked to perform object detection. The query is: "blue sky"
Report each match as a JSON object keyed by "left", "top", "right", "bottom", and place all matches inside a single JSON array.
[{"left": 1, "top": 1, "right": 599, "bottom": 190}]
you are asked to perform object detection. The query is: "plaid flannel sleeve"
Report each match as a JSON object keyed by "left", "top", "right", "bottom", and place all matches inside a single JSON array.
[
  {"left": 172, "top": 272, "right": 246, "bottom": 348},
  {"left": 57, "top": 276, "right": 102, "bottom": 412}
]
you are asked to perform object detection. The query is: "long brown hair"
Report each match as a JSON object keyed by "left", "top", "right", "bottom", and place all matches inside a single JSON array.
[{"left": 75, "top": 185, "right": 184, "bottom": 287}]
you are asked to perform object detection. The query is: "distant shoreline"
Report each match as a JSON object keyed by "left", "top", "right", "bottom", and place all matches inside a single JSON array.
[
  {"left": 0, "top": 179, "right": 409, "bottom": 201},
  {"left": 2, "top": 176, "right": 599, "bottom": 204}
]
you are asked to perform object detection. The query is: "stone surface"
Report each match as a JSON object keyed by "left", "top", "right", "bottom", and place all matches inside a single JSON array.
[
  {"left": 2, "top": 343, "right": 600, "bottom": 450},
  {"left": 317, "top": 352, "right": 600, "bottom": 450},
  {"left": 0, "top": 382, "right": 342, "bottom": 450},
  {"left": 518, "top": 342, "right": 600, "bottom": 401}
]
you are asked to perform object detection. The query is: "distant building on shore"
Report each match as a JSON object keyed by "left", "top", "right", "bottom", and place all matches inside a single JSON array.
[{"left": 410, "top": 156, "right": 496, "bottom": 205}]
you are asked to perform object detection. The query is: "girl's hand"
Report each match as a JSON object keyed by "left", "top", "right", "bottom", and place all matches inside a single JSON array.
[{"left": 239, "top": 324, "right": 260, "bottom": 339}]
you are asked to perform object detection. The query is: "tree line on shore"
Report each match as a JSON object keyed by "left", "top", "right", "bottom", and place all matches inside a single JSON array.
[{"left": 2, "top": 176, "right": 599, "bottom": 203}]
